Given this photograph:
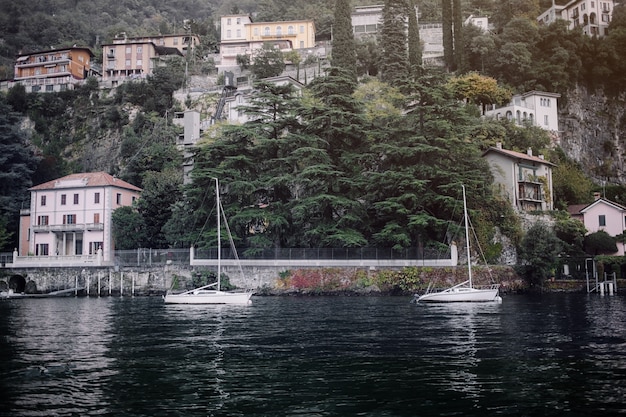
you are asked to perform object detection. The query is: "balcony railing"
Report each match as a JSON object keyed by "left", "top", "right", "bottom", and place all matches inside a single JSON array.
[{"left": 32, "top": 223, "right": 104, "bottom": 233}]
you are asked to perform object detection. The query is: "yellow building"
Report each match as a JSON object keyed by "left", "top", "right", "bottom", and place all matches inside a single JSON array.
[
  {"left": 13, "top": 47, "right": 94, "bottom": 93},
  {"left": 219, "top": 14, "right": 316, "bottom": 69}
]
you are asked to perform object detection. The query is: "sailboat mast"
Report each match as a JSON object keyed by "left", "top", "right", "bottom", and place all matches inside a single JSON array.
[
  {"left": 215, "top": 178, "right": 221, "bottom": 292},
  {"left": 462, "top": 185, "right": 472, "bottom": 288}
]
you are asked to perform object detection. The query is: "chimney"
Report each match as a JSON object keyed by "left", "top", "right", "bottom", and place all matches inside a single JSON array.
[
  {"left": 527, "top": 148, "right": 533, "bottom": 157},
  {"left": 495, "top": 142, "right": 502, "bottom": 149},
  {"left": 593, "top": 192, "right": 601, "bottom": 200},
  {"left": 539, "top": 155, "right": 544, "bottom": 160}
]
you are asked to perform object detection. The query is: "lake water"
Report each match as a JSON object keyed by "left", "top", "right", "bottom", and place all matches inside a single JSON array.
[{"left": 1, "top": 294, "right": 625, "bottom": 416}]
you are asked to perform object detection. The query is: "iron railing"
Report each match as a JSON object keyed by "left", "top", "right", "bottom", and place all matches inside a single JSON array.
[{"left": 112, "top": 247, "right": 450, "bottom": 267}]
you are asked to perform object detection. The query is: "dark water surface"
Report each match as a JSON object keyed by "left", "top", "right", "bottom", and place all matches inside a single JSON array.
[{"left": 1, "top": 294, "right": 625, "bottom": 416}]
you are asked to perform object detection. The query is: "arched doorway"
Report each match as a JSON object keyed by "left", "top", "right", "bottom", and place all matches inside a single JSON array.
[{"left": 8, "top": 275, "right": 27, "bottom": 293}]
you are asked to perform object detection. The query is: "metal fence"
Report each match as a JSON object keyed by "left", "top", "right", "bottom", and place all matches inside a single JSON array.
[{"left": 112, "top": 247, "right": 450, "bottom": 267}]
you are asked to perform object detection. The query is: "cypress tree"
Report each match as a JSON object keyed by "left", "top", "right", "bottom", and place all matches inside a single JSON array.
[
  {"left": 407, "top": 0, "right": 422, "bottom": 77},
  {"left": 453, "top": 0, "right": 464, "bottom": 72},
  {"left": 441, "top": 0, "right": 454, "bottom": 71},
  {"left": 380, "top": 0, "right": 409, "bottom": 85},
  {"left": 331, "top": 0, "right": 357, "bottom": 78}
]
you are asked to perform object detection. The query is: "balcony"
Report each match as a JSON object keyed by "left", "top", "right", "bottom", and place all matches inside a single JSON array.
[
  {"left": 32, "top": 223, "right": 104, "bottom": 233},
  {"left": 16, "top": 56, "right": 71, "bottom": 68}
]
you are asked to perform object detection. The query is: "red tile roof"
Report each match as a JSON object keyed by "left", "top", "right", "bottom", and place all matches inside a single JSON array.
[
  {"left": 482, "top": 147, "right": 556, "bottom": 166},
  {"left": 29, "top": 172, "right": 142, "bottom": 192}
]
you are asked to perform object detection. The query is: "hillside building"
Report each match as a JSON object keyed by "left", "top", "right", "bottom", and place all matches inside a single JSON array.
[
  {"left": 483, "top": 143, "right": 556, "bottom": 212},
  {"left": 17, "top": 172, "right": 141, "bottom": 266},
  {"left": 568, "top": 194, "right": 626, "bottom": 256},
  {"left": 101, "top": 33, "right": 198, "bottom": 86},
  {"left": 218, "top": 15, "right": 316, "bottom": 72},
  {"left": 13, "top": 47, "right": 95, "bottom": 93},
  {"left": 484, "top": 91, "right": 561, "bottom": 135},
  {"left": 538, "top": 0, "right": 616, "bottom": 37}
]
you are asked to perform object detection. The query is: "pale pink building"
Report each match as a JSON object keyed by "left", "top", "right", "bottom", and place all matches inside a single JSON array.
[
  {"left": 17, "top": 172, "right": 141, "bottom": 266},
  {"left": 568, "top": 194, "right": 626, "bottom": 256}
]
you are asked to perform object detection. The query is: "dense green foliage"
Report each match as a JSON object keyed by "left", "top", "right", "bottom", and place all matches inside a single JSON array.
[
  {"left": 0, "top": 95, "right": 40, "bottom": 250},
  {"left": 517, "top": 222, "right": 564, "bottom": 286},
  {"left": 178, "top": 68, "right": 513, "bottom": 255}
]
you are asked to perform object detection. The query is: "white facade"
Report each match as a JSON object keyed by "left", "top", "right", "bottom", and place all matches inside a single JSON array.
[
  {"left": 18, "top": 172, "right": 141, "bottom": 266},
  {"left": 352, "top": 5, "right": 384, "bottom": 37},
  {"left": 483, "top": 144, "right": 556, "bottom": 212},
  {"left": 484, "top": 91, "right": 561, "bottom": 133},
  {"left": 538, "top": 0, "right": 615, "bottom": 37}
]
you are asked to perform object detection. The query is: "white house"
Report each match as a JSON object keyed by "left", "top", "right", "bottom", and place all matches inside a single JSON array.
[
  {"left": 16, "top": 172, "right": 141, "bottom": 266},
  {"left": 484, "top": 91, "right": 561, "bottom": 134},
  {"left": 568, "top": 195, "right": 626, "bottom": 255},
  {"left": 483, "top": 143, "right": 556, "bottom": 212},
  {"left": 538, "top": 0, "right": 615, "bottom": 37}
]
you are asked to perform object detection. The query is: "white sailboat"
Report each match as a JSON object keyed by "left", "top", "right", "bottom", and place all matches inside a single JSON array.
[
  {"left": 164, "top": 178, "right": 253, "bottom": 305},
  {"left": 415, "top": 186, "right": 502, "bottom": 303}
]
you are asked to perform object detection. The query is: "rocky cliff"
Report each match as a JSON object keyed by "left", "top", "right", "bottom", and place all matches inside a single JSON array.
[{"left": 559, "top": 86, "right": 626, "bottom": 185}]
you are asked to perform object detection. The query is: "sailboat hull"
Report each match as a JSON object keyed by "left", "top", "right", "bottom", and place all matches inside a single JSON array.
[
  {"left": 163, "top": 290, "right": 252, "bottom": 305},
  {"left": 416, "top": 286, "right": 501, "bottom": 303}
]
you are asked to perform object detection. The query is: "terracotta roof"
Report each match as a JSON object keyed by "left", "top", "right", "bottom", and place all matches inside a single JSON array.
[
  {"left": 482, "top": 147, "right": 556, "bottom": 166},
  {"left": 29, "top": 172, "right": 142, "bottom": 192},
  {"left": 567, "top": 204, "right": 587, "bottom": 216}
]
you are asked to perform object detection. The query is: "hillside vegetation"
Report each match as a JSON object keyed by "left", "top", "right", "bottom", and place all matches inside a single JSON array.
[{"left": 1, "top": 1, "right": 625, "bottom": 283}]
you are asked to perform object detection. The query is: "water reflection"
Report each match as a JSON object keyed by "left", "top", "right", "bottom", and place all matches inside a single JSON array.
[
  {"left": 1, "top": 298, "right": 116, "bottom": 415},
  {"left": 1, "top": 294, "right": 626, "bottom": 416}
]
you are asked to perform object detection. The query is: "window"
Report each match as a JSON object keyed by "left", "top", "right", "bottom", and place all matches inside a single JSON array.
[
  {"left": 41, "top": 195, "right": 47, "bottom": 206},
  {"left": 254, "top": 28, "right": 259, "bottom": 36},
  {"left": 226, "top": 29, "right": 231, "bottom": 38},
  {"left": 137, "top": 59, "right": 142, "bottom": 67},
  {"left": 125, "top": 59, "right": 131, "bottom": 67},
  {"left": 300, "top": 25, "right": 304, "bottom": 33},
  {"left": 38, "top": 215, "right": 49, "bottom": 226},
  {"left": 94, "top": 213, "right": 100, "bottom": 224},
  {"left": 116, "top": 193, "right": 122, "bottom": 204},
  {"left": 227, "top": 18, "right": 231, "bottom": 25},
  {"left": 46, "top": 85, "right": 54, "bottom": 92},
  {"left": 63, "top": 214, "right": 76, "bottom": 224},
  {"left": 137, "top": 46, "right": 142, "bottom": 53},
  {"left": 544, "top": 115, "right": 549, "bottom": 126},
  {"left": 288, "top": 26, "right": 294, "bottom": 35},
  {"left": 36, "top": 243, "right": 49, "bottom": 256},
  {"left": 599, "top": 215, "right": 606, "bottom": 227},
  {"left": 74, "top": 193, "right": 79, "bottom": 204},
  {"left": 94, "top": 192, "right": 100, "bottom": 204},
  {"left": 126, "top": 47, "right": 132, "bottom": 54},
  {"left": 89, "top": 242, "right": 103, "bottom": 255},
  {"left": 276, "top": 26, "right": 282, "bottom": 36},
  {"left": 265, "top": 27, "right": 271, "bottom": 36},
  {"left": 61, "top": 194, "right": 67, "bottom": 205},
  {"left": 236, "top": 18, "right": 241, "bottom": 24},
  {"left": 236, "top": 29, "right": 241, "bottom": 37}
]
